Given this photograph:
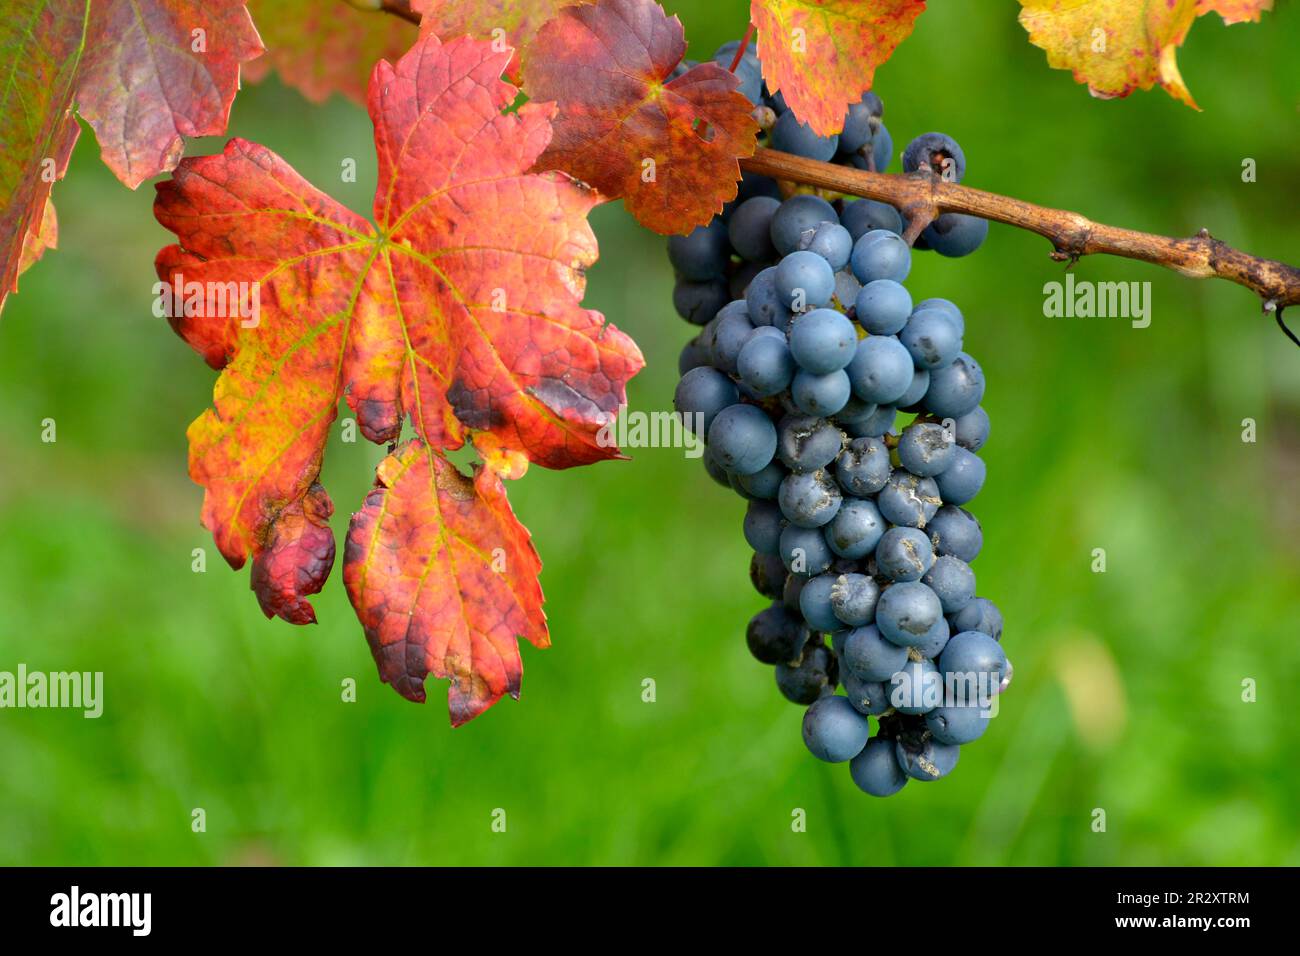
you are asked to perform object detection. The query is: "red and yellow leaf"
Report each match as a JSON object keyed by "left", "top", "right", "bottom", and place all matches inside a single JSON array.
[
  {"left": 345, "top": 440, "right": 547, "bottom": 725},
  {"left": 242, "top": 0, "right": 415, "bottom": 103},
  {"left": 413, "top": 0, "right": 586, "bottom": 83},
  {"left": 153, "top": 33, "right": 641, "bottom": 721},
  {"left": 751, "top": 0, "right": 926, "bottom": 137},
  {"left": 1017, "top": 0, "right": 1272, "bottom": 109},
  {"left": 1, "top": 0, "right": 262, "bottom": 314},
  {"left": 523, "top": 0, "right": 759, "bottom": 235}
]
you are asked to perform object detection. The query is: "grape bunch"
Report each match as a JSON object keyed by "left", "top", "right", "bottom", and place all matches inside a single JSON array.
[{"left": 670, "top": 44, "right": 1009, "bottom": 797}]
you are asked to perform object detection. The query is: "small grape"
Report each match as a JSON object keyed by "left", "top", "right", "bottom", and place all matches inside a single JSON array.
[
  {"left": 775, "top": 251, "right": 836, "bottom": 311},
  {"left": 801, "top": 221, "right": 853, "bottom": 271},
  {"left": 887, "top": 658, "right": 941, "bottom": 715},
  {"left": 950, "top": 597, "right": 1003, "bottom": 640},
  {"left": 952, "top": 406, "right": 990, "bottom": 452},
  {"left": 673, "top": 276, "right": 730, "bottom": 326},
  {"left": 850, "top": 229, "right": 911, "bottom": 284},
  {"left": 926, "top": 705, "right": 990, "bottom": 745},
  {"left": 875, "top": 526, "right": 935, "bottom": 582},
  {"left": 825, "top": 497, "right": 886, "bottom": 559},
  {"left": 746, "top": 602, "right": 812, "bottom": 665},
  {"left": 776, "top": 415, "right": 844, "bottom": 473},
  {"left": 779, "top": 524, "right": 835, "bottom": 575},
  {"left": 779, "top": 469, "right": 842, "bottom": 528},
  {"left": 843, "top": 671, "right": 890, "bottom": 716},
  {"left": 798, "top": 573, "right": 842, "bottom": 632},
  {"left": 776, "top": 641, "right": 839, "bottom": 704},
  {"left": 667, "top": 219, "right": 730, "bottom": 280},
  {"left": 707, "top": 404, "right": 778, "bottom": 476},
  {"left": 924, "top": 352, "right": 986, "bottom": 419},
  {"left": 788, "top": 308, "right": 857, "bottom": 374},
  {"left": 876, "top": 580, "right": 944, "bottom": 647},
  {"left": 727, "top": 196, "right": 781, "bottom": 262},
  {"left": 749, "top": 551, "right": 788, "bottom": 599},
  {"left": 770, "top": 195, "right": 838, "bottom": 257},
  {"left": 791, "top": 368, "right": 852, "bottom": 416},
  {"left": 843, "top": 624, "right": 909, "bottom": 681},
  {"left": 896, "top": 421, "right": 956, "bottom": 477},
  {"left": 900, "top": 308, "right": 963, "bottom": 370},
  {"left": 854, "top": 279, "right": 912, "bottom": 335},
  {"left": 877, "top": 469, "right": 942, "bottom": 528},
  {"left": 830, "top": 572, "right": 880, "bottom": 626},
  {"left": 772, "top": 110, "right": 839, "bottom": 162},
  {"left": 922, "top": 554, "right": 976, "bottom": 614},
  {"left": 801, "top": 696, "right": 871, "bottom": 763},
  {"left": 850, "top": 737, "right": 908, "bottom": 796},
  {"left": 895, "top": 733, "right": 960, "bottom": 780},
  {"left": 736, "top": 459, "right": 788, "bottom": 500},
  {"left": 927, "top": 505, "right": 983, "bottom": 563},
  {"left": 902, "top": 132, "right": 967, "bottom": 183},
  {"left": 834, "top": 437, "right": 891, "bottom": 496},
  {"left": 840, "top": 199, "right": 903, "bottom": 240},
  {"left": 847, "top": 335, "right": 913, "bottom": 405},
  {"left": 673, "top": 366, "right": 738, "bottom": 436},
  {"left": 743, "top": 499, "right": 785, "bottom": 555},
  {"left": 737, "top": 330, "right": 796, "bottom": 397}
]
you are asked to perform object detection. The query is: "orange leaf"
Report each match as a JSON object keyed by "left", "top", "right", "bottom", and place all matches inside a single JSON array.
[
  {"left": 523, "top": 0, "right": 759, "bottom": 235},
  {"left": 413, "top": 0, "right": 587, "bottom": 83},
  {"left": 153, "top": 33, "right": 641, "bottom": 721},
  {"left": 1017, "top": 0, "right": 1273, "bottom": 109},
  {"left": 751, "top": 0, "right": 926, "bottom": 138},
  {"left": 242, "top": 0, "right": 415, "bottom": 103},
  {"left": 344, "top": 440, "right": 547, "bottom": 724}
]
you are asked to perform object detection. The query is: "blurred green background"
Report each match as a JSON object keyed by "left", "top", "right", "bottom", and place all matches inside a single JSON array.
[{"left": 2, "top": 0, "right": 1298, "bottom": 866}]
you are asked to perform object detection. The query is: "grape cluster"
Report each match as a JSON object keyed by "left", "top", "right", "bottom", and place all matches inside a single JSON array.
[{"left": 670, "top": 45, "right": 1009, "bottom": 797}]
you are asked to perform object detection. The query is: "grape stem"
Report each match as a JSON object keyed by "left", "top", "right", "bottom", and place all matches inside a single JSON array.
[
  {"left": 742, "top": 147, "right": 1300, "bottom": 316},
  {"left": 728, "top": 24, "right": 756, "bottom": 73}
]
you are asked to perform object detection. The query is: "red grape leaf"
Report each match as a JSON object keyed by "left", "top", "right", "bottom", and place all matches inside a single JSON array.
[
  {"left": 413, "top": 0, "right": 587, "bottom": 83},
  {"left": 523, "top": 0, "right": 759, "bottom": 235},
  {"left": 0, "top": 0, "right": 85, "bottom": 312},
  {"left": 153, "top": 33, "right": 641, "bottom": 721},
  {"left": 242, "top": 0, "right": 416, "bottom": 103},
  {"left": 1017, "top": 0, "right": 1272, "bottom": 109},
  {"left": 751, "top": 0, "right": 925, "bottom": 137},
  {"left": 344, "top": 439, "right": 547, "bottom": 725},
  {"left": 0, "top": 0, "right": 262, "bottom": 315}
]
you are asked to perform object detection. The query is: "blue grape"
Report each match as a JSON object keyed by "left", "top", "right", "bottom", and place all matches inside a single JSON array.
[
  {"left": 834, "top": 436, "right": 891, "bottom": 496},
  {"left": 910, "top": 614, "right": 951, "bottom": 660},
  {"left": 926, "top": 705, "right": 990, "bottom": 745},
  {"left": 850, "top": 736, "right": 908, "bottom": 796},
  {"left": 706, "top": 305, "right": 754, "bottom": 375},
  {"left": 801, "top": 695, "right": 871, "bottom": 763},
  {"left": 750, "top": 551, "right": 787, "bottom": 599},
  {"left": 834, "top": 394, "right": 878, "bottom": 426},
  {"left": 734, "top": 171, "right": 782, "bottom": 205},
  {"left": 667, "top": 219, "right": 730, "bottom": 280},
  {"left": 775, "top": 250, "right": 836, "bottom": 311},
  {"left": 934, "top": 446, "right": 986, "bottom": 505},
  {"left": 923, "top": 213, "right": 988, "bottom": 257},
  {"left": 789, "top": 308, "right": 857, "bottom": 374},
  {"left": 776, "top": 415, "right": 844, "bottom": 473},
  {"left": 843, "top": 670, "right": 890, "bottom": 716},
  {"left": 839, "top": 92, "right": 883, "bottom": 153},
  {"left": 772, "top": 110, "right": 839, "bottom": 161},
  {"left": 798, "top": 573, "right": 842, "bottom": 632},
  {"left": 780, "top": 524, "right": 835, "bottom": 575},
  {"left": 747, "top": 603, "right": 812, "bottom": 664},
  {"left": 707, "top": 403, "right": 778, "bottom": 475},
  {"left": 843, "top": 624, "right": 908, "bottom": 681},
  {"left": 896, "top": 421, "right": 956, "bottom": 477},
  {"left": 888, "top": 658, "right": 941, "bottom": 715},
  {"left": 913, "top": 297, "right": 965, "bottom": 335},
  {"left": 938, "top": 631, "right": 1008, "bottom": 700},
  {"left": 736, "top": 459, "right": 788, "bottom": 500},
  {"left": 770, "top": 194, "right": 837, "bottom": 256},
  {"left": 875, "top": 526, "right": 935, "bottom": 582},
  {"left": 673, "top": 366, "right": 738, "bottom": 436},
  {"left": 854, "top": 279, "right": 912, "bottom": 335},
  {"left": 727, "top": 196, "right": 781, "bottom": 261},
  {"left": 830, "top": 573, "right": 880, "bottom": 627},
  {"left": 779, "top": 469, "right": 842, "bottom": 528},
  {"left": 673, "top": 276, "right": 730, "bottom": 326},
  {"left": 848, "top": 121, "right": 893, "bottom": 172},
  {"left": 922, "top": 554, "right": 976, "bottom": 614},
  {"left": 876, "top": 580, "right": 944, "bottom": 647},
  {"left": 783, "top": 571, "right": 807, "bottom": 612},
  {"left": 825, "top": 497, "right": 886, "bottom": 559},
  {"left": 953, "top": 406, "right": 990, "bottom": 452},
  {"left": 737, "top": 331, "right": 796, "bottom": 397},
  {"left": 950, "top": 597, "right": 1003, "bottom": 640},
  {"left": 877, "top": 469, "right": 941, "bottom": 528},
  {"left": 678, "top": 335, "right": 708, "bottom": 376},
  {"left": 902, "top": 132, "right": 967, "bottom": 183},
  {"left": 743, "top": 499, "right": 785, "bottom": 555},
  {"left": 926, "top": 505, "right": 983, "bottom": 562},
  {"left": 847, "top": 335, "right": 913, "bottom": 405},
  {"left": 720, "top": 51, "right": 764, "bottom": 105},
  {"left": 703, "top": 446, "right": 734, "bottom": 488},
  {"left": 744, "top": 266, "right": 794, "bottom": 330},
  {"left": 843, "top": 404, "right": 897, "bottom": 439},
  {"left": 801, "top": 221, "right": 853, "bottom": 271},
  {"left": 776, "top": 642, "right": 838, "bottom": 704},
  {"left": 900, "top": 308, "right": 963, "bottom": 370},
  {"left": 895, "top": 733, "right": 960, "bottom": 780},
  {"left": 923, "top": 352, "right": 985, "bottom": 418},
  {"left": 840, "top": 199, "right": 903, "bottom": 241},
  {"left": 791, "top": 368, "right": 851, "bottom": 416},
  {"left": 850, "top": 229, "right": 911, "bottom": 284},
  {"left": 898, "top": 367, "right": 931, "bottom": 410}
]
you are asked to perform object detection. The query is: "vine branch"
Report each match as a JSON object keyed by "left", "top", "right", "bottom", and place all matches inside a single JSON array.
[{"left": 742, "top": 148, "right": 1300, "bottom": 314}]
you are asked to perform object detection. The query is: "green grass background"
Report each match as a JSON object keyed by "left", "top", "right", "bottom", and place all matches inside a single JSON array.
[{"left": 2, "top": 0, "right": 1298, "bottom": 866}]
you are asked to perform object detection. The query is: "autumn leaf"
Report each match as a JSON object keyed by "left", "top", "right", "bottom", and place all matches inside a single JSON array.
[
  {"left": 414, "top": 0, "right": 587, "bottom": 83},
  {"left": 751, "top": 0, "right": 926, "bottom": 138},
  {"left": 523, "top": 0, "right": 759, "bottom": 235},
  {"left": 345, "top": 440, "right": 547, "bottom": 724},
  {"left": 0, "top": 0, "right": 263, "bottom": 314},
  {"left": 242, "top": 0, "right": 415, "bottom": 103},
  {"left": 154, "top": 33, "right": 642, "bottom": 722},
  {"left": 1017, "top": 0, "right": 1273, "bottom": 109}
]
